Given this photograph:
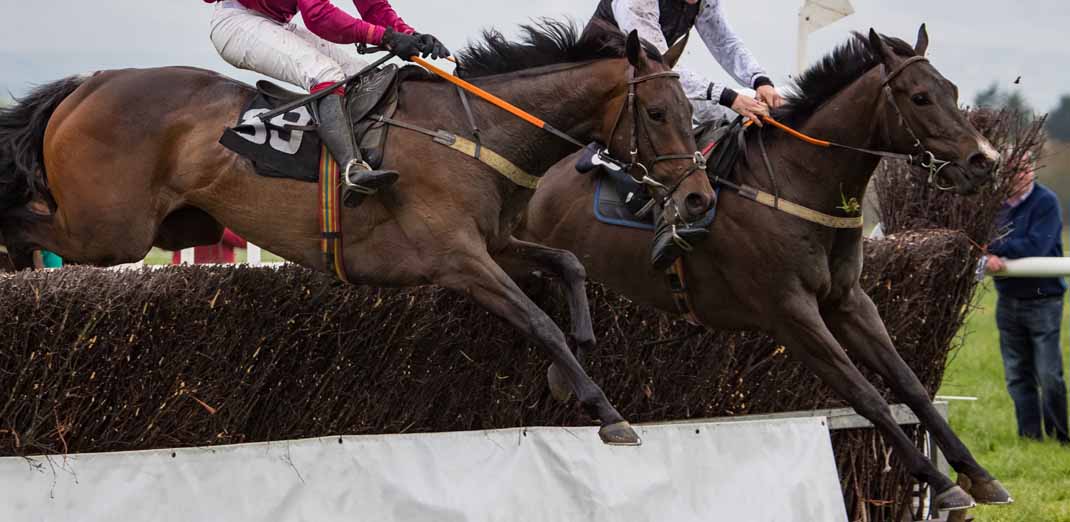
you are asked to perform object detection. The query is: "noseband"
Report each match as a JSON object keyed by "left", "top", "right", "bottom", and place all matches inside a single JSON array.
[{"left": 599, "top": 67, "right": 707, "bottom": 220}]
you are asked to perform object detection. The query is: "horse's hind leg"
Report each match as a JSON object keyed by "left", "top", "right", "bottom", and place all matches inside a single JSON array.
[
  {"left": 824, "top": 287, "right": 1012, "bottom": 505},
  {"left": 495, "top": 237, "right": 596, "bottom": 401},
  {"left": 774, "top": 295, "right": 975, "bottom": 511},
  {"left": 439, "top": 249, "right": 637, "bottom": 445}
]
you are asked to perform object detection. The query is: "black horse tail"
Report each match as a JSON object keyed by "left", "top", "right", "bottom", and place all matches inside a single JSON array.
[{"left": 0, "top": 75, "right": 86, "bottom": 215}]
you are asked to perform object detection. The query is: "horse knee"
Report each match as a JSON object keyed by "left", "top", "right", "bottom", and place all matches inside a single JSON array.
[{"left": 552, "top": 250, "right": 587, "bottom": 283}]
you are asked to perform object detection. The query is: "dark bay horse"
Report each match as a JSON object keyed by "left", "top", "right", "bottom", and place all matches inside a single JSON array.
[
  {"left": 0, "top": 23, "right": 713, "bottom": 445},
  {"left": 517, "top": 27, "right": 1009, "bottom": 510}
]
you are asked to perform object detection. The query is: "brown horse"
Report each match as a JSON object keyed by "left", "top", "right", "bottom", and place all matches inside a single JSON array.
[
  {"left": 0, "top": 23, "right": 714, "bottom": 445},
  {"left": 518, "top": 27, "right": 1010, "bottom": 510}
]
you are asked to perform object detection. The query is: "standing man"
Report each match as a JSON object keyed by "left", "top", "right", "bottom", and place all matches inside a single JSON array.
[{"left": 986, "top": 157, "right": 1070, "bottom": 443}]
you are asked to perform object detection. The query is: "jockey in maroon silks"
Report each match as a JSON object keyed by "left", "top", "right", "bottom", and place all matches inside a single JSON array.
[{"left": 206, "top": 0, "right": 449, "bottom": 206}]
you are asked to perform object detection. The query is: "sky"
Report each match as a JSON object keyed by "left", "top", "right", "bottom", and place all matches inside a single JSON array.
[{"left": 1, "top": 1, "right": 1068, "bottom": 112}]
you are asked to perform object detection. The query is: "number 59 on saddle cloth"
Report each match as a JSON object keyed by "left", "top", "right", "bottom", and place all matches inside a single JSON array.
[{"left": 217, "top": 65, "right": 401, "bottom": 183}]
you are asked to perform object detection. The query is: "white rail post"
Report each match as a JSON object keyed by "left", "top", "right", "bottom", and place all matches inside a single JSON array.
[{"left": 180, "top": 248, "right": 195, "bottom": 265}]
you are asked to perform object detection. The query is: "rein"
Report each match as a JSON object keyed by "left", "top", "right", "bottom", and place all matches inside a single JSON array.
[
  {"left": 667, "top": 55, "right": 940, "bottom": 324},
  {"left": 716, "top": 56, "right": 947, "bottom": 230},
  {"left": 409, "top": 55, "right": 706, "bottom": 205},
  {"left": 753, "top": 56, "right": 952, "bottom": 189}
]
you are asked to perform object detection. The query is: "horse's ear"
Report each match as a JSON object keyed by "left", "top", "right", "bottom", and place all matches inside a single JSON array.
[
  {"left": 914, "top": 23, "right": 929, "bottom": 56},
  {"left": 626, "top": 30, "right": 643, "bottom": 67},
  {"left": 867, "top": 28, "right": 896, "bottom": 64},
  {"left": 663, "top": 33, "right": 689, "bottom": 69}
]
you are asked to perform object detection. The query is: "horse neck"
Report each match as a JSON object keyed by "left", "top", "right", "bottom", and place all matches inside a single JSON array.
[
  {"left": 470, "top": 60, "right": 627, "bottom": 175},
  {"left": 754, "top": 67, "right": 887, "bottom": 210}
]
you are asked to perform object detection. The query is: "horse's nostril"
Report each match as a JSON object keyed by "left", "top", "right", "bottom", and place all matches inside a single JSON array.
[
  {"left": 685, "top": 192, "right": 708, "bottom": 215},
  {"left": 968, "top": 152, "right": 993, "bottom": 172}
]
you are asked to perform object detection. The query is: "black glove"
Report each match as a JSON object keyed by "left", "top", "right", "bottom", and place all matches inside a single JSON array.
[
  {"left": 380, "top": 27, "right": 422, "bottom": 61},
  {"left": 414, "top": 33, "right": 451, "bottom": 60}
]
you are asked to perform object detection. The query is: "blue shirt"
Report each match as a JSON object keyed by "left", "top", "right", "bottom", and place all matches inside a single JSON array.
[{"left": 990, "top": 183, "right": 1067, "bottom": 299}]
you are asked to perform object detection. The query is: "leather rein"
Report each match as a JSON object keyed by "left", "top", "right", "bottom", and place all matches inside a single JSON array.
[{"left": 668, "top": 55, "right": 949, "bottom": 326}]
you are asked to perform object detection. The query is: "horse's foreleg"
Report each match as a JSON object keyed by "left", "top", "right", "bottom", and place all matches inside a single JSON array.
[
  {"left": 824, "top": 287, "right": 1012, "bottom": 505},
  {"left": 494, "top": 237, "right": 595, "bottom": 402},
  {"left": 438, "top": 250, "right": 637, "bottom": 445},
  {"left": 775, "top": 296, "right": 975, "bottom": 511}
]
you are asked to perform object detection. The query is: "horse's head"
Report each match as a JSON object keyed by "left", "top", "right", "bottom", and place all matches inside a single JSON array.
[
  {"left": 600, "top": 29, "right": 713, "bottom": 223},
  {"left": 867, "top": 25, "right": 998, "bottom": 194}
]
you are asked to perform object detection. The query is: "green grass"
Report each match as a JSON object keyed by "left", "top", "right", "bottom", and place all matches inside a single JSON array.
[{"left": 939, "top": 284, "right": 1070, "bottom": 521}]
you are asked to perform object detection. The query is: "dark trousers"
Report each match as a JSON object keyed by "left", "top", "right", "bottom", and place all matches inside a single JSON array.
[{"left": 996, "top": 295, "right": 1070, "bottom": 442}]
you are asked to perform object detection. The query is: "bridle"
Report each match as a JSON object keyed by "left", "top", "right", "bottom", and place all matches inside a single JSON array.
[
  {"left": 877, "top": 55, "right": 954, "bottom": 189},
  {"left": 593, "top": 66, "right": 707, "bottom": 219},
  {"left": 754, "top": 55, "right": 963, "bottom": 194}
]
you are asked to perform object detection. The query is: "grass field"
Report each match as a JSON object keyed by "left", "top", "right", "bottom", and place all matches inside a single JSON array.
[{"left": 940, "top": 284, "right": 1070, "bottom": 521}]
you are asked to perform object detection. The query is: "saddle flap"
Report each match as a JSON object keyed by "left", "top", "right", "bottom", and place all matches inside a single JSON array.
[
  {"left": 697, "top": 118, "right": 746, "bottom": 182},
  {"left": 255, "top": 80, "right": 308, "bottom": 103},
  {"left": 347, "top": 64, "right": 399, "bottom": 124}
]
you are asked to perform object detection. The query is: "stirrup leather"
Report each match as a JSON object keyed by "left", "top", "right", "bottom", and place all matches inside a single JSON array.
[{"left": 341, "top": 159, "right": 378, "bottom": 195}]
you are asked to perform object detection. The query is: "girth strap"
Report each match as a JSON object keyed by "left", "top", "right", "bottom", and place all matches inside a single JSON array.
[
  {"left": 713, "top": 176, "right": 864, "bottom": 229},
  {"left": 371, "top": 114, "right": 539, "bottom": 190},
  {"left": 319, "top": 144, "right": 350, "bottom": 282}
]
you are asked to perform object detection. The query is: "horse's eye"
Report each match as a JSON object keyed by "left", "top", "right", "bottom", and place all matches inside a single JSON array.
[
  {"left": 646, "top": 108, "right": 666, "bottom": 122},
  {"left": 911, "top": 93, "right": 932, "bottom": 106}
]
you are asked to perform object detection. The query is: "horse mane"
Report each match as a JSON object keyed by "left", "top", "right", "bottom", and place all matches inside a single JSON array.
[
  {"left": 774, "top": 32, "right": 917, "bottom": 126},
  {"left": 455, "top": 19, "right": 663, "bottom": 79}
]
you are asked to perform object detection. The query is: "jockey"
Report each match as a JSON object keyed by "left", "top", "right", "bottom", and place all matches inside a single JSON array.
[
  {"left": 584, "top": 0, "right": 782, "bottom": 268},
  {"left": 206, "top": 0, "right": 450, "bottom": 207},
  {"left": 587, "top": 0, "right": 782, "bottom": 124}
]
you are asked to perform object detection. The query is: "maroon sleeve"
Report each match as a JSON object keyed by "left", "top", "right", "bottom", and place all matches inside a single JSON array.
[
  {"left": 297, "top": 0, "right": 387, "bottom": 44},
  {"left": 353, "top": 0, "right": 415, "bottom": 34}
]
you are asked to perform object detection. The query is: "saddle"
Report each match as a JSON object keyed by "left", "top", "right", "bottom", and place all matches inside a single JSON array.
[
  {"left": 219, "top": 65, "right": 405, "bottom": 182},
  {"left": 591, "top": 118, "right": 746, "bottom": 230}
]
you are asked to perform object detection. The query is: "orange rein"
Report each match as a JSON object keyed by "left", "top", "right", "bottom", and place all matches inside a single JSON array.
[
  {"left": 745, "top": 115, "right": 831, "bottom": 147},
  {"left": 410, "top": 56, "right": 547, "bottom": 130}
]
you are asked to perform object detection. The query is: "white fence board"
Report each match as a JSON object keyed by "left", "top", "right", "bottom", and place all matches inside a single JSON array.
[{"left": 0, "top": 418, "right": 846, "bottom": 522}]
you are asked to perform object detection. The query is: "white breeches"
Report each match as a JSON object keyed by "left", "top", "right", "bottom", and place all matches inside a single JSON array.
[{"left": 209, "top": 0, "right": 369, "bottom": 91}]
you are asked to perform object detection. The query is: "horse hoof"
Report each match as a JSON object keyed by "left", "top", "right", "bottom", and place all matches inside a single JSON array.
[
  {"left": 546, "top": 364, "right": 572, "bottom": 402},
  {"left": 599, "top": 421, "right": 641, "bottom": 446},
  {"left": 963, "top": 476, "right": 1013, "bottom": 505},
  {"left": 934, "top": 485, "right": 976, "bottom": 511}
]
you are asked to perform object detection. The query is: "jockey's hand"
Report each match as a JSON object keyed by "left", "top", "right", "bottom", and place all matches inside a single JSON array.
[
  {"left": 381, "top": 28, "right": 423, "bottom": 61},
  {"left": 414, "top": 33, "right": 451, "bottom": 60},
  {"left": 730, "top": 94, "right": 770, "bottom": 126},
  {"left": 756, "top": 85, "right": 784, "bottom": 109}
]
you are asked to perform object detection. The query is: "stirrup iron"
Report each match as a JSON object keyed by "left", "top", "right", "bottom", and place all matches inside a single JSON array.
[{"left": 342, "top": 160, "right": 378, "bottom": 195}]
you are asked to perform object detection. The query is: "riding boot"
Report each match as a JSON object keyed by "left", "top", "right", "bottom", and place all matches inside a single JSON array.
[
  {"left": 650, "top": 212, "right": 710, "bottom": 270},
  {"left": 317, "top": 93, "right": 398, "bottom": 208}
]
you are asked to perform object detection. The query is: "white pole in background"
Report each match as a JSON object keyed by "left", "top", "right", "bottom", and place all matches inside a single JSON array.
[
  {"left": 797, "top": 1, "right": 855, "bottom": 74},
  {"left": 993, "top": 257, "right": 1070, "bottom": 278},
  {"left": 180, "top": 248, "right": 194, "bottom": 264}
]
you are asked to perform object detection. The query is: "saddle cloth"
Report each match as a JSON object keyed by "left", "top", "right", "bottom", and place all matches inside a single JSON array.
[
  {"left": 592, "top": 119, "right": 744, "bottom": 230},
  {"left": 218, "top": 64, "right": 404, "bottom": 182}
]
